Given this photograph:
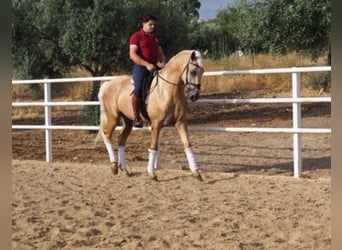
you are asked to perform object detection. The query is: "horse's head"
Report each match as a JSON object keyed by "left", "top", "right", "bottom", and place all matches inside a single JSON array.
[{"left": 182, "top": 50, "right": 205, "bottom": 102}]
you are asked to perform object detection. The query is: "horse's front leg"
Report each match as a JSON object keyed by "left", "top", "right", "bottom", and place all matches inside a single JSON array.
[
  {"left": 175, "top": 121, "right": 203, "bottom": 181},
  {"left": 147, "top": 123, "right": 162, "bottom": 180}
]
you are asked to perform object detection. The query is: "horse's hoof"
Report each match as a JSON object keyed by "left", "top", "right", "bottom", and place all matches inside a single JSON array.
[
  {"left": 121, "top": 168, "right": 131, "bottom": 177},
  {"left": 148, "top": 172, "right": 158, "bottom": 182},
  {"left": 110, "top": 162, "right": 119, "bottom": 175},
  {"left": 192, "top": 170, "right": 204, "bottom": 182}
]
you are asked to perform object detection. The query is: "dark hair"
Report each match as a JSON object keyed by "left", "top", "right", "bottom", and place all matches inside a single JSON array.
[{"left": 141, "top": 14, "right": 157, "bottom": 23}]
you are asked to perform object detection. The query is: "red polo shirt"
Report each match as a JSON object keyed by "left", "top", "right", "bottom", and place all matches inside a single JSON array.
[{"left": 129, "top": 29, "right": 160, "bottom": 64}]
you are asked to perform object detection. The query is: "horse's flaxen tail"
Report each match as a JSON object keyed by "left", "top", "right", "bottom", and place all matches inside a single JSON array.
[
  {"left": 93, "top": 130, "right": 102, "bottom": 148},
  {"left": 93, "top": 82, "right": 107, "bottom": 148}
]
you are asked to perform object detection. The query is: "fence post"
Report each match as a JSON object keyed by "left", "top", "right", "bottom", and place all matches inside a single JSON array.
[
  {"left": 44, "top": 81, "right": 52, "bottom": 162},
  {"left": 292, "top": 70, "right": 302, "bottom": 178}
]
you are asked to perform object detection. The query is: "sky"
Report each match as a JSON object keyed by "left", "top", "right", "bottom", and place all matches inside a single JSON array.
[{"left": 198, "top": 0, "right": 235, "bottom": 20}]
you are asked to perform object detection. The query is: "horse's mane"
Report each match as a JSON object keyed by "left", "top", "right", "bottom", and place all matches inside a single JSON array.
[
  {"left": 166, "top": 50, "right": 192, "bottom": 65},
  {"left": 162, "top": 50, "right": 202, "bottom": 73}
]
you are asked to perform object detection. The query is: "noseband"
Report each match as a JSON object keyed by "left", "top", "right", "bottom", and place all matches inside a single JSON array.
[{"left": 184, "top": 62, "right": 202, "bottom": 91}]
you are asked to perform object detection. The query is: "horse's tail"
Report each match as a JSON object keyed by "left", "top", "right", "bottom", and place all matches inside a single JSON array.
[
  {"left": 93, "top": 130, "right": 102, "bottom": 148},
  {"left": 93, "top": 81, "right": 108, "bottom": 147}
]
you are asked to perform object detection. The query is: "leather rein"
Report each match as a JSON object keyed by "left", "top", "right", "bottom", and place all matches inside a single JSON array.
[{"left": 155, "top": 58, "right": 202, "bottom": 90}]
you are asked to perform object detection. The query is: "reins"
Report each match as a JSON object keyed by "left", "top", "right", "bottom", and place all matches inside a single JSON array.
[{"left": 154, "top": 57, "right": 202, "bottom": 90}]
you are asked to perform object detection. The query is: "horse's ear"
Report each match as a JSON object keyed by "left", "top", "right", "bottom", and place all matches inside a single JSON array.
[
  {"left": 191, "top": 51, "right": 197, "bottom": 61},
  {"left": 191, "top": 50, "right": 207, "bottom": 60}
]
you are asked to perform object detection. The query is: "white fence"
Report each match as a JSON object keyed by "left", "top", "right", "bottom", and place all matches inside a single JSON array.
[{"left": 12, "top": 66, "right": 331, "bottom": 178}]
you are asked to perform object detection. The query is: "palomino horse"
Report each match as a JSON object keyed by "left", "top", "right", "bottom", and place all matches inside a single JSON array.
[{"left": 98, "top": 50, "right": 205, "bottom": 181}]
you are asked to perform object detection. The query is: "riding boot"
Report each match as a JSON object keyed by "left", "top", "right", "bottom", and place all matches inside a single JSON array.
[{"left": 132, "top": 94, "right": 143, "bottom": 128}]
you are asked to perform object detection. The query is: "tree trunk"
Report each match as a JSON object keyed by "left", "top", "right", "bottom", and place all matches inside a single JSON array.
[{"left": 89, "top": 80, "right": 101, "bottom": 101}]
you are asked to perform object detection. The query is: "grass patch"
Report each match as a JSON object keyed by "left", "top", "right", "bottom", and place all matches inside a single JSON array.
[{"left": 201, "top": 52, "right": 329, "bottom": 94}]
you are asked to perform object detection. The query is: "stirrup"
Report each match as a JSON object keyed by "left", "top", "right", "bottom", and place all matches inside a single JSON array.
[{"left": 133, "top": 116, "right": 143, "bottom": 128}]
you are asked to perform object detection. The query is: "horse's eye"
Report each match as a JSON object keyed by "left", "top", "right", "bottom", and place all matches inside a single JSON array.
[{"left": 190, "top": 70, "right": 197, "bottom": 76}]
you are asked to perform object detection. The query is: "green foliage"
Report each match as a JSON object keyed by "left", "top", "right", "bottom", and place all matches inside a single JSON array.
[
  {"left": 188, "top": 20, "right": 236, "bottom": 58},
  {"left": 214, "top": 0, "right": 331, "bottom": 60},
  {"left": 13, "top": 0, "right": 330, "bottom": 79},
  {"left": 12, "top": 0, "right": 201, "bottom": 81},
  {"left": 259, "top": 0, "right": 331, "bottom": 58},
  {"left": 81, "top": 105, "right": 101, "bottom": 127},
  {"left": 225, "top": 0, "right": 265, "bottom": 54},
  {"left": 12, "top": 0, "right": 200, "bottom": 113},
  {"left": 12, "top": 0, "right": 70, "bottom": 79},
  {"left": 60, "top": 0, "right": 129, "bottom": 74},
  {"left": 306, "top": 72, "right": 331, "bottom": 91},
  {"left": 12, "top": 0, "right": 331, "bottom": 93}
]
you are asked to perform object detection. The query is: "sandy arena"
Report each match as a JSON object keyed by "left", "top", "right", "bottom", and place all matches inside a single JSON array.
[{"left": 12, "top": 91, "right": 331, "bottom": 249}]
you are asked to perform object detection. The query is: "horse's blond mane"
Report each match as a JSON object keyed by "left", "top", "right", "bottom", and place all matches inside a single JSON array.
[
  {"left": 166, "top": 50, "right": 190, "bottom": 64},
  {"left": 163, "top": 50, "right": 202, "bottom": 72}
]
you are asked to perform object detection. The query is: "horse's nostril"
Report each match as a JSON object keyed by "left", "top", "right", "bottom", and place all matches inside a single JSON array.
[{"left": 190, "top": 95, "right": 198, "bottom": 102}]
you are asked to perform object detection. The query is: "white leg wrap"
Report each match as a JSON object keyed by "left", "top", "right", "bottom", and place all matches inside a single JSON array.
[
  {"left": 155, "top": 149, "right": 160, "bottom": 169},
  {"left": 154, "top": 138, "right": 161, "bottom": 169},
  {"left": 118, "top": 146, "right": 126, "bottom": 169},
  {"left": 147, "top": 148, "right": 157, "bottom": 174},
  {"left": 105, "top": 141, "right": 116, "bottom": 163},
  {"left": 185, "top": 147, "right": 198, "bottom": 172}
]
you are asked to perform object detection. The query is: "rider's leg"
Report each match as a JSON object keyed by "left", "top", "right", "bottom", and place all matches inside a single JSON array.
[{"left": 132, "top": 65, "right": 149, "bottom": 128}]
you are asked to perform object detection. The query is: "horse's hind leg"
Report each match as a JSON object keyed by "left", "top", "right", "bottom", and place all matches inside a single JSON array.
[
  {"left": 100, "top": 114, "right": 120, "bottom": 175},
  {"left": 117, "top": 116, "right": 133, "bottom": 176}
]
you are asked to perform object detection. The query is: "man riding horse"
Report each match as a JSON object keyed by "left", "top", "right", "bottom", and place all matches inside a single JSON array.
[
  {"left": 98, "top": 14, "right": 205, "bottom": 181},
  {"left": 129, "top": 14, "right": 167, "bottom": 127}
]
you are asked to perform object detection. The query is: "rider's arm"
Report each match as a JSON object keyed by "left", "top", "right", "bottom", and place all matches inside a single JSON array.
[
  {"left": 157, "top": 46, "right": 167, "bottom": 68},
  {"left": 129, "top": 44, "right": 155, "bottom": 71}
]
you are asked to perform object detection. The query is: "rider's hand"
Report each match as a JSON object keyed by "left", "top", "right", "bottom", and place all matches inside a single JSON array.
[
  {"left": 146, "top": 63, "right": 156, "bottom": 72},
  {"left": 157, "top": 61, "right": 165, "bottom": 69}
]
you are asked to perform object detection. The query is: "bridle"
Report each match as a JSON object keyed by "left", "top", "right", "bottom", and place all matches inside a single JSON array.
[
  {"left": 184, "top": 62, "right": 202, "bottom": 91},
  {"left": 155, "top": 57, "right": 202, "bottom": 91}
]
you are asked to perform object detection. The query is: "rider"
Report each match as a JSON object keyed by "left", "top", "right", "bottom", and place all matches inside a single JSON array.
[{"left": 129, "top": 14, "right": 166, "bottom": 127}]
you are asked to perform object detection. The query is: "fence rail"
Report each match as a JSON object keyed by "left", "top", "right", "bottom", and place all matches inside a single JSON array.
[{"left": 12, "top": 66, "right": 331, "bottom": 178}]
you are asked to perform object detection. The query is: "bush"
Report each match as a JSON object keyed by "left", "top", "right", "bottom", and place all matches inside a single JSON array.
[{"left": 306, "top": 72, "right": 331, "bottom": 91}]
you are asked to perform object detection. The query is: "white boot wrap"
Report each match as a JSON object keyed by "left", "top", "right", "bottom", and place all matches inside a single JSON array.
[
  {"left": 155, "top": 149, "right": 161, "bottom": 169},
  {"left": 147, "top": 148, "right": 157, "bottom": 174},
  {"left": 154, "top": 138, "right": 161, "bottom": 169},
  {"left": 185, "top": 147, "right": 198, "bottom": 172},
  {"left": 118, "top": 146, "right": 126, "bottom": 169},
  {"left": 105, "top": 141, "right": 116, "bottom": 163}
]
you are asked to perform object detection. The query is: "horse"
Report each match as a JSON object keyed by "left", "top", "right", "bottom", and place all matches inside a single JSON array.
[{"left": 97, "top": 50, "right": 205, "bottom": 181}]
